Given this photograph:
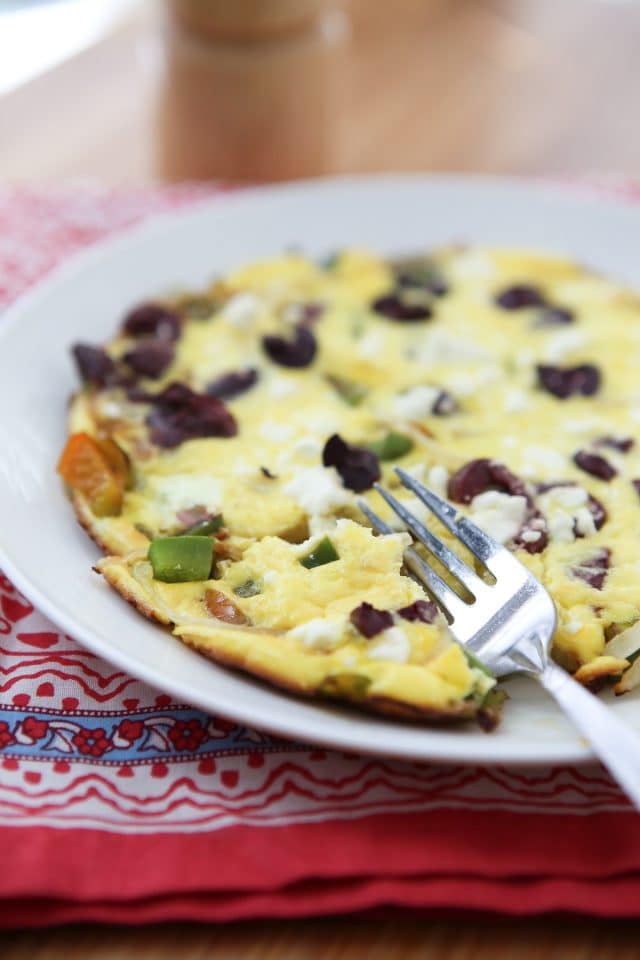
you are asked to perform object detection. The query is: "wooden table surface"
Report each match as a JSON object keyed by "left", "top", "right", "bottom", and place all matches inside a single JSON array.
[{"left": 2, "top": 0, "right": 640, "bottom": 956}]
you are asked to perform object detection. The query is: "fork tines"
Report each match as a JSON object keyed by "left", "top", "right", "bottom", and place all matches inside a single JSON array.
[{"left": 358, "top": 467, "right": 501, "bottom": 620}]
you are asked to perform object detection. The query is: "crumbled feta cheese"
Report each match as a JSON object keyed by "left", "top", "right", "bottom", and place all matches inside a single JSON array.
[
  {"left": 574, "top": 507, "right": 597, "bottom": 538},
  {"left": 292, "top": 435, "right": 322, "bottom": 459},
  {"left": 537, "top": 486, "right": 591, "bottom": 543},
  {"left": 221, "top": 292, "right": 263, "bottom": 328},
  {"left": 306, "top": 413, "right": 339, "bottom": 434},
  {"left": 357, "top": 331, "right": 385, "bottom": 359},
  {"left": 393, "top": 385, "right": 441, "bottom": 420},
  {"left": 145, "top": 474, "right": 222, "bottom": 517},
  {"left": 422, "top": 330, "right": 490, "bottom": 364},
  {"left": 523, "top": 445, "right": 567, "bottom": 473},
  {"left": 259, "top": 421, "right": 293, "bottom": 442},
  {"left": 280, "top": 303, "right": 306, "bottom": 325},
  {"left": 99, "top": 399, "right": 123, "bottom": 419},
  {"left": 288, "top": 618, "right": 344, "bottom": 652},
  {"left": 283, "top": 466, "right": 351, "bottom": 515},
  {"left": 469, "top": 491, "right": 528, "bottom": 544},
  {"left": 427, "top": 465, "right": 449, "bottom": 498},
  {"left": 543, "top": 329, "right": 586, "bottom": 363},
  {"left": 309, "top": 514, "right": 339, "bottom": 536},
  {"left": 520, "top": 529, "right": 542, "bottom": 543},
  {"left": 503, "top": 388, "right": 529, "bottom": 413},
  {"left": 563, "top": 417, "right": 605, "bottom": 433},
  {"left": 268, "top": 377, "right": 297, "bottom": 398},
  {"left": 514, "top": 349, "right": 534, "bottom": 369},
  {"left": 552, "top": 486, "right": 589, "bottom": 508},
  {"left": 444, "top": 365, "right": 500, "bottom": 397},
  {"left": 385, "top": 495, "right": 431, "bottom": 532},
  {"left": 368, "top": 627, "right": 410, "bottom": 663},
  {"left": 450, "top": 250, "right": 495, "bottom": 280}
]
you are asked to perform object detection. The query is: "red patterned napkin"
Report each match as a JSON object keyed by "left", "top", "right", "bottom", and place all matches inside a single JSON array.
[{"left": 1, "top": 183, "right": 639, "bottom": 928}]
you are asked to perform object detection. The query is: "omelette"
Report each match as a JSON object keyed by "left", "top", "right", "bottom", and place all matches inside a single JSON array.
[{"left": 57, "top": 246, "right": 640, "bottom": 729}]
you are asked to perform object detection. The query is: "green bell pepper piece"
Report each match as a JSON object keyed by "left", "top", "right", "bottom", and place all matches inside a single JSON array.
[
  {"left": 149, "top": 536, "right": 214, "bottom": 583},
  {"left": 234, "top": 578, "right": 262, "bottom": 598},
  {"left": 184, "top": 514, "right": 224, "bottom": 537},
  {"left": 368, "top": 431, "right": 413, "bottom": 461},
  {"left": 300, "top": 536, "right": 340, "bottom": 569}
]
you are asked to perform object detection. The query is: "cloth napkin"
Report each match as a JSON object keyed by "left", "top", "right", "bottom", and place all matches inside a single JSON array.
[{"left": 1, "top": 182, "right": 639, "bottom": 928}]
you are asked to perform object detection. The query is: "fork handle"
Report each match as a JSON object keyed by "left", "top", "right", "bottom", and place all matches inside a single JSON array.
[{"left": 539, "top": 660, "right": 640, "bottom": 810}]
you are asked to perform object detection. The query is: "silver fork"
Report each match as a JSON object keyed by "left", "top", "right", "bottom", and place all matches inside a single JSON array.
[{"left": 360, "top": 466, "right": 640, "bottom": 810}]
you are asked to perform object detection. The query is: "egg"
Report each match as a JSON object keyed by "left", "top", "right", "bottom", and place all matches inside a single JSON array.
[{"left": 63, "top": 246, "right": 640, "bottom": 726}]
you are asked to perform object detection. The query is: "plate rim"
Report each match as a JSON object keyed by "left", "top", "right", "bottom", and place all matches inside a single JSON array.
[{"left": 2, "top": 171, "right": 638, "bottom": 767}]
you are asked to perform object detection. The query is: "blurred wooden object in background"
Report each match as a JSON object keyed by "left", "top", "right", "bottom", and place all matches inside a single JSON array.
[
  {"left": 2, "top": 0, "right": 640, "bottom": 181},
  {"left": 159, "top": 0, "right": 348, "bottom": 180}
]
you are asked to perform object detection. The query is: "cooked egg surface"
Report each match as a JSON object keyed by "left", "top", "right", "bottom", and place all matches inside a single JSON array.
[{"left": 65, "top": 247, "right": 640, "bottom": 723}]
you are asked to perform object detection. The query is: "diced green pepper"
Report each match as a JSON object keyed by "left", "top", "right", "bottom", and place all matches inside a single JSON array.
[
  {"left": 234, "top": 579, "right": 262, "bottom": 598},
  {"left": 300, "top": 536, "right": 339, "bottom": 569},
  {"left": 327, "top": 376, "right": 368, "bottom": 407},
  {"left": 148, "top": 536, "right": 214, "bottom": 583},
  {"left": 464, "top": 649, "right": 493, "bottom": 678},
  {"left": 320, "top": 673, "right": 371, "bottom": 701},
  {"left": 184, "top": 514, "right": 224, "bottom": 537},
  {"left": 368, "top": 431, "right": 413, "bottom": 461}
]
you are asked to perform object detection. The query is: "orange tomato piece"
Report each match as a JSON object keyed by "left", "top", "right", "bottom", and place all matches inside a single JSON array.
[
  {"left": 97, "top": 435, "right": 131, "bottom": 489},
  {"left": 57, "top": 432, "right": 125, "bottom": 517}
]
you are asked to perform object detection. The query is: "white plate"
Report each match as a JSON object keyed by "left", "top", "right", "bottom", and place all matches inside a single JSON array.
[{"left": 1, "top": 174, "right": 639, "bottom": 766}]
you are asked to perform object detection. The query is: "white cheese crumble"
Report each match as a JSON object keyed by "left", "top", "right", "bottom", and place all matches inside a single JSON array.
[
  {"left": 421, "top": 329, "right": 490, "bottom": 364},
  {"left": 292, "top": 435, "right": 323, "bottom": 459},
  {"left": 220, "top": 291, "right": 263, "bottom": 328},
  {"left": 145, "top": 474, "right": 222, "bottom": 518},
  {"left": 368, "top": 627, "right": 410, "bottom": 663},
  {"left": 537, "top": 486, "right": 592, "bottom": 543},
  {"left": 385, "top": 495, "right": 431, "bottom": 532},
  {"left": 503, "top": 388, "right": 530, "bottom": 413},
  {"left": 268, "top": 377, "right": 297, "bottom": 398},
  {"left": 99, "top": 399, "right": 124, "bottom": 419},
  {"left": 520, "top": 445, "right": 566, "bottom": 479},
  {"left": 520, "top": 529, "right": 543, "bottom": 543},
  {"left": 283, "top": 466, "right": 351, "bottom": 515},
  {"left": 393, "top": 385, "right": 441, "bottom": 420},
  {"left": 514, "top": 349, "right": 535, "bottom": 369},
  {"left": 357, "top": 331, "right": 385, "bottom": 359},
  {"left": 563, "top": 417, "right": 606, "bottom": 434},
  {"left": 259, "top": 421, "right": 294, "bottom": 442},
  {"left": 468, "top": 491, "right": 528, "bottom": 544},
  {"left": 574, "top": 508, "right": 597, "bottom": 538},
  {"left": 288, "top": 618, "right": 344, "bottom": 652},
  {"left": 444, "top": 365, "right": 500, "bottom": 397},
  {"left": 543, "top": 329, "right": 587, "bottom": 363},
  {"left": 280, "top": 303, "right": 307, "bottom": 325},
  {"left": 450, "top": 250, "right": 496, "bottom": 280},
  {"left": 551, "top": 486, "right": 589, "bottom": 508},
  {"left": 427, "top": 465, "right": 449, "bottom": 498},
  {"left": 309, "top": 514, "right": 339, "bottom": 536}
]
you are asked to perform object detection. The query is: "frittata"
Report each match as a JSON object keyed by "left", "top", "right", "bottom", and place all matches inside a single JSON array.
[{"left": 57, "top": 246, "right": 640, "bottom": 729}]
